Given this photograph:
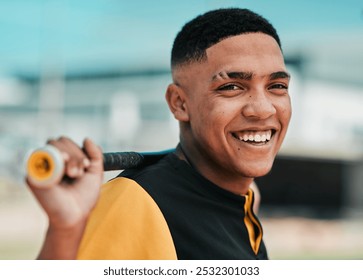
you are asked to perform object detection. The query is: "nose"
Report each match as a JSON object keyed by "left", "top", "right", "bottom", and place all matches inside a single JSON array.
[{"left": 241, "top": 90, "right": 276, "bottom": 120}]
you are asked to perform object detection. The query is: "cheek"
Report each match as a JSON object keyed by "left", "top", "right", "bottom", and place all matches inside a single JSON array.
[
  {"left": 196, "top": 99, "right": 237, "bottom": 128},
  {"left": 276, "top": 97, "right": 292, "bottom": 125},
  {"left": 284, "top": 101, "right": 292, "bottom": 124}
]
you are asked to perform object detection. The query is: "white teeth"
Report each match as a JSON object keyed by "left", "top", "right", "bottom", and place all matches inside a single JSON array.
[
  {"left": 235, "top": 130, "right": 273, "bottom": 143},
  {"left": 266, "top": 131, "right": 271, "bottom": 141}
]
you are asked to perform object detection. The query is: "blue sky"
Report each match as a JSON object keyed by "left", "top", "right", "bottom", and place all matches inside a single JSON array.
[{"left": 0, "top": 0, "right": 362, "bottom": 75}]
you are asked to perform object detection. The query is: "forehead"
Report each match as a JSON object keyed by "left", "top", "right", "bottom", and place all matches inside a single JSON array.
[
  {"left": 205, "top": 33, "right": 285, "bottom": 74},
  {"left": 171, "top": 33, "right": 285, "bottom": 84}
]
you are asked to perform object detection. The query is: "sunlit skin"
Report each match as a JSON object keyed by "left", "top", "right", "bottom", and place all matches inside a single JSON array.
[{"left": 166, "top": 33, "right": 292, "bottom": 195}]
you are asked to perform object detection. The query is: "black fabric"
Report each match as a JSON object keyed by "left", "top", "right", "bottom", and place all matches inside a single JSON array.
[{"left": 120, "top": 153, "right": 268, "bottom": 260}]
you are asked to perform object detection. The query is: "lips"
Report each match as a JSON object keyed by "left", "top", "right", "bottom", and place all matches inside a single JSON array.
[{"left": 232, "top": 129, "right": 276, "bottom": 144}]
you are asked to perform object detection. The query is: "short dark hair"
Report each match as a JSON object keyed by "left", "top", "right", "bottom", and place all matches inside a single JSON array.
[{"left": 171, "top": 8, "right": 281, "bottom": 67}]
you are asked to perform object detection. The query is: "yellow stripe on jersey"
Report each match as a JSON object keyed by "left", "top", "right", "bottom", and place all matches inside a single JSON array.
[
  {"left": 243, "top": 189, "right": 263, "bottom": 255},
  {"left": 77, "top": 177, "right": 177, "bottom": 260}
]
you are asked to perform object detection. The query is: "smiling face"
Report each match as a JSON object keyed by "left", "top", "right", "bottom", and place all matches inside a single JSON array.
[{"left": 167, "top": 33, "right": 291, "bottom": 193}]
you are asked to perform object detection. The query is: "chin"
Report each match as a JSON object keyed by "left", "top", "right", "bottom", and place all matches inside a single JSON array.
[{"left": 239, "top": 161, "right": 274, "bottom": 178}]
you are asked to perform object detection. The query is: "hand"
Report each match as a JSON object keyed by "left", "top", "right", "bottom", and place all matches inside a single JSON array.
[
  {"left": 27, "top": 136, "right": 104, "bottom": 230},
  {"left": 26, "top": 137, "right": 103, "bottom": 259}
]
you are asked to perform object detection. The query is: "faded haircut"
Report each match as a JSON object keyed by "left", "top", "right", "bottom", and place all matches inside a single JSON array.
[{"left": 171, "top": 8, "right": 281, "bottom": 68}]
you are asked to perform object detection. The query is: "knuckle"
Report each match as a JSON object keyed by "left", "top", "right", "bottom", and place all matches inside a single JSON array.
[
  {"left": 58, "top": 136, "right": 69, "bottom": 142},
  {"left": 46, "top": 138, "right": 56, "bottom": 145}
]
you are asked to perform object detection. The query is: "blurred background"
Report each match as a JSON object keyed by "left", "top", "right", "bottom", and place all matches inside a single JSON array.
[{"left": 0, "top": 0, "right": 362, "bottom": 259}]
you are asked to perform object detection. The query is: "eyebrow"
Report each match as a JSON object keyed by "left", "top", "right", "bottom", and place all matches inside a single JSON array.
[
  {"left": 269, "top": 71, "right": 291, "bottom": 80},
  {"left": 212, "top": 70, "right": 290, "bottom": 81},
  {"left": 212, "top": 71, "right": 253, "bottom": 81}
]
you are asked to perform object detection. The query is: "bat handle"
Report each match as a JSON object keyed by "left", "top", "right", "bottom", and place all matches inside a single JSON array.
[
  {"left": 26, "top": 145, "right": 65, "bottom": 188},
  {"left": 26, "top": 146, "right": 170, "bottom": 188}
]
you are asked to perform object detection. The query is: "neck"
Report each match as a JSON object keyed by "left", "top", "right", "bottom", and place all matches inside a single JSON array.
[{"left": 175, "top": 142, "right": 253, "bottom": 195}]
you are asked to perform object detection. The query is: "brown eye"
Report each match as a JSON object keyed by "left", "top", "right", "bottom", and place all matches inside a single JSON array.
[
  {"left": 268, "top": 83, "right": 288, "bottom": 94},
  {"left": 270, "top": 84, "right": 287, "bottom": 89},
  {"left": 218, "top": 84, "right": 240, "bottom": 91},
  {"left": 216, "top": 83, "right": 246, "bottom": 97}
]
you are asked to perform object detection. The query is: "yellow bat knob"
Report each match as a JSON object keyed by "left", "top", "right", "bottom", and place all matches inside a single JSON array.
[{"left": 26, "top": 145, "right": 64, "bottom": 188}]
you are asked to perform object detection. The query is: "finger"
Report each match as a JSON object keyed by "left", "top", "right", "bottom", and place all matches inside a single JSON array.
[
  {"left": 83, "top": 138, "right": 103, "bottom": 173},
  {"left": 58, "top": 137, "right": 87, "bottom": 177},
  {"left": 48, "top": 137, "right": 87, "bottom": 178}
]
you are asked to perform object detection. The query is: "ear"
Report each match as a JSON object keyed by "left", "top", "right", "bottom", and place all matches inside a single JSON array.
[{"left": 165, "top": 83, "right": 190, "bottom": 122}]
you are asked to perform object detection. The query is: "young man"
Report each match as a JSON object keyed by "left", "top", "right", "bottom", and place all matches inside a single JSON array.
[{"left": 27, "top": 8, "right": 291, "bottom": 260}]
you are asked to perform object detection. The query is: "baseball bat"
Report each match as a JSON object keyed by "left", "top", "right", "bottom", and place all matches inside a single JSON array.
[{"left": 26, "top": 145, "right": 173, "bottom": 188}]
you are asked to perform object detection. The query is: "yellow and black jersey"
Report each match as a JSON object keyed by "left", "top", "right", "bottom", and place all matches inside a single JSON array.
[{"left": 77, "top": 153, "right": 268, "bottom": 260}]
